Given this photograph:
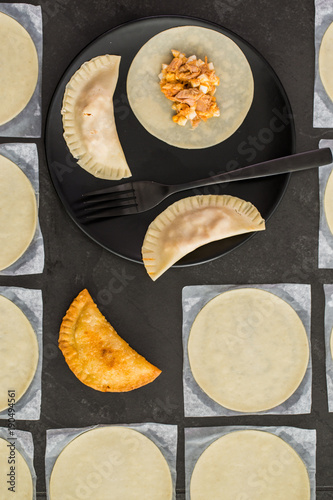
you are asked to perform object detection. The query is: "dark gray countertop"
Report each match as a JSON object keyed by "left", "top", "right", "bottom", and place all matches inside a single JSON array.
[{"left": 1, "top": 0, "right": 333, "bottom": 498}]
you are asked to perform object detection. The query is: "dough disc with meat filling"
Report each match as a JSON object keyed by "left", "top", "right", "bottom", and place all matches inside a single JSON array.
[{"left": 127, "top": 26, "right": 254, "bottom": 149}]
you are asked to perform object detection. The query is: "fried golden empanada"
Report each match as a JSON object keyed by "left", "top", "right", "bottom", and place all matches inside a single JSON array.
[{"left": 59, "top": 289, "right": 161, "bottom": 391}]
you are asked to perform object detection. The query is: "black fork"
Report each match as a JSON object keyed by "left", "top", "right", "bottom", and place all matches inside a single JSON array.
[{"left": 76, "top": 148, "right": 333, "bottom": 222}]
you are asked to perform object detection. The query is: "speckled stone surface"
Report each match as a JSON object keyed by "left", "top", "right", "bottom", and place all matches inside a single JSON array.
[{"left": 0, "top": 0, "right": 333, "bottom": 497}]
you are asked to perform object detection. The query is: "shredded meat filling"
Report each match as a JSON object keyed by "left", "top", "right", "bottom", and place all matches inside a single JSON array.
[{"left": 159, "top": 49, "right": 220, "bottom": 128}]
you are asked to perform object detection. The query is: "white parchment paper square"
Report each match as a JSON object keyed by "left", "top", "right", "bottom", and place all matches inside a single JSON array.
[
  {"left": 323, "top": 284, "right": 333, "bottom": 411},
  {"left": 0, "top": 427, "right": 36, "bottom": 499},
  {"left": 314, "top": 0, "right": 333, "bottom": 127},
  {"left": 318, "top": 140, "right": 333, "bottom": 268},
  {"left": 0, "top": 143, "right": 44, "bottom": 275},
  {"left": 0, "top": 287, "right": 43, "bottom": 420},
  {"left": 182, "top": 284, "right": 312, "bottom": 417},
  {"left": 185, "top": 426, "right": 316, "bottom": 500},
  {"left": 0, "top": 4, "right": 42, "bottom": 137},
  {"left": 45, "top": 423, "right": 177, "bottom": 500}
]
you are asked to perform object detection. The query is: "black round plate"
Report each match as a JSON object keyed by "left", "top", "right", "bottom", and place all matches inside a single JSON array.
[{"left": 45, "top": 16, "right": 295, "bottom": 266}]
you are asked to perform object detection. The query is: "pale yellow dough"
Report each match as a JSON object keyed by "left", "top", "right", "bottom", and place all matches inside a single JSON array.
[
  {"left": 0, "top": 295, "right": 39, "bottom": 412},
  {"left": 0, "top": 12, "right": 38, "bottom": 126},
  {"left": 188, "top": 288, "right": 309, "bottom": 412},
  {"left": 50, "top": 426, "right": 173, "bottom": 499},
  {"left": 127, "top": 26, "right": 254, "bottom": 149},
  {"left": 319, "top": 22, "right": 333, "bottom": 102},
  {"left": 0, "top": 155, "right": 37, "bottom": 271},
  {"left": 62, "top": 54, "right": 132, "bottom": 180},
  {"left": 142, "top": 195, "right": 265, "bottom": 280},
  {"left": 0, "top": 437, "right": 33, "bottom": 499},
  {"left": 324, "top": 170, "right": 333, "bottom": 234},
  {"left": 190, "top": 430, "right": 310, "bottom": 500}
]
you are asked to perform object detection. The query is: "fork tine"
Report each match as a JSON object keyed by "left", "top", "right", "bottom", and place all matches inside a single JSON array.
[
  {"left": 79, "top": 197, "right": 137, "bottom": 215},
  {"left": 81, "top": 182, "right": 134, "bottom": 200},
  {"left": 79, "top": 203, "right": 139, "bottom": 222},
  {"left": 81, "top": 191, "right": 136, "bottom": 206}
]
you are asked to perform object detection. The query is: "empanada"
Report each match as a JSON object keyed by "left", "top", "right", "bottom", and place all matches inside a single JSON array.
[
  {"left": 142, "top": 194, "right": 265, "bottom": 280},
  {"left": 62, "top": 55, "right": 131, "bottom": 180},
  {"left": 59, "top": 289, "right": 161, "bottom": 391}
]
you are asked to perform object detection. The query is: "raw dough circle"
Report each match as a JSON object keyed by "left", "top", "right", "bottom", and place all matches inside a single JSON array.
[
  {"left": 0, "top": 436, "right": 33, "bottom": 499},
  {"left": 50, "top": 426, "right": 173, "bottom": 499},
  {"left": 319, "top": 22, "right": 333, "bottom": 102},
  {"left": 0, "top": 295, "right": 39, "bottom": 412},
  {"left": 188, "top": 288, "right": 309, "bottom": 412},
  {"left": 190, "top": 430, "right": 310, "bottom": 499},
  {"left": 0, "top": 155, "right": 37, "bottom": 271},
  {"left": 324, "top": 170, "right": 333, "bottom": 234},
  {"left": 0, "top": 12, "right": 38, "bottom": 126},
  {"left": 127, "top": 26, "right": 254, "bottom": 149}
]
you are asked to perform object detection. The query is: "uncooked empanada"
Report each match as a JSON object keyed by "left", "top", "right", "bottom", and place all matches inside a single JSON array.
[
  {"left": 59, "top": 289, "right": 161, "bottom": 391},
  {"left": 142, "top": 195, "right": 265, "bottom": 280},
  {"left": 62, "top": 55, "right": 131, "bottom": 180}
]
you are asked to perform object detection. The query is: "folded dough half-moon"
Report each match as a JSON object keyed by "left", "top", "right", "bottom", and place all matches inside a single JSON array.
[
  {"left": 62, "top": 55, "right": 131, "bottom": 180},
  {"left": 319, "top": 22, "right": 333, "bottom": 102},
  {"left": 142, "top": 195, "right": 265, "bottom": 280},
  {"left": 59, "top": 289, "right": 161, "bottom": 391}
]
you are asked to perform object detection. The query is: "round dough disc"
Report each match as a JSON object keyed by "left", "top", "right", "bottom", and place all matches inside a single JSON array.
[
  {"left": 319, "top": 22, "right": 333, "bottom": 102},
  {"left": 324, "top": 169, "right": 333, "bottom": 234},
  {"left": 190, "top": 430, "right": 310, "bottom": 500},
  {"left": 0, "top": 295, "right": 39, "bottom": 412},
  {"left": 0, "top": 437, "right": 33, "bottom": 499},
  {"left": 50, "top": 426, "right": 173, "bottom": 499},
  {"left": 0, "top": 12, "right": 38, "bottom": 126},
  {"left": 0, "top": 154, "right": 37, "bottom": 271},
  {"left": 188, "top": 288, "right": 309, "bottom": 412},
  {"left": 127, "top": 26, "right": 254, "bottom": 149}
]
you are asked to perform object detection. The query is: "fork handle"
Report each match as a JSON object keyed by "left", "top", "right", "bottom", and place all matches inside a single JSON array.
[{"left": 166, "top": 148, "right": 333, "bottom": 195}]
